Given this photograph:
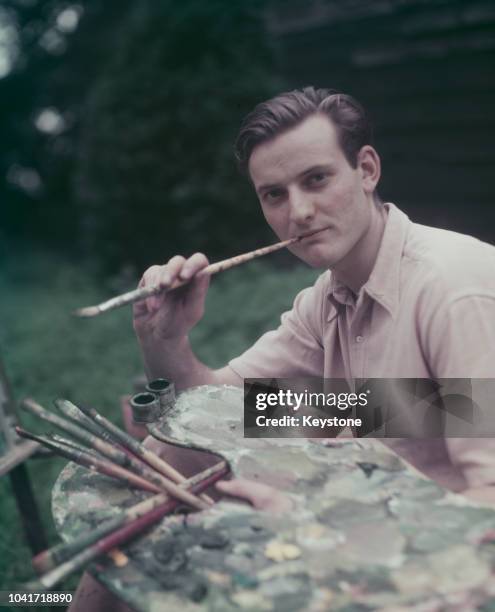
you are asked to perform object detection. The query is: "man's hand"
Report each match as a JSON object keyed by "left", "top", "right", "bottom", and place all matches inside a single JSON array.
[
  {"left": 133, "top": 253, "right": 210, "bottom": 343},
  {"left": 216, "top": 478, "right": 294, "bottom": 514}
]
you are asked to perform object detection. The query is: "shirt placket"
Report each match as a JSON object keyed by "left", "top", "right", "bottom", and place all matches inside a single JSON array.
[{"left": 347, "top": 296, "right": 369, "bottom": 380}]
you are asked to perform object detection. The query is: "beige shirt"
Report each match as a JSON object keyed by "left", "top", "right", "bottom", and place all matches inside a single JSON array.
[{"left": 229, "top": 203, "right": 495, "bottom": 491}]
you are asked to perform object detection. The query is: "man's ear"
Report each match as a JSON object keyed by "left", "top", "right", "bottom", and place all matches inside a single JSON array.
[{"left": 358, "top": 145, "right": 381, "bottom": 194}]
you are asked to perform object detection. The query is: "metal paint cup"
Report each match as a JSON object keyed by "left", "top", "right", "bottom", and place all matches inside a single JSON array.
[
  {"left": 145, "top": 378, "right": 175, "bottom": 414},
  {"left": 130, "top": 392, "right": 161, "bottom": 424}
]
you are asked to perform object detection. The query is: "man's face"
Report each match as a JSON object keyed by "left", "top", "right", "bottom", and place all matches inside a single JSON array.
[{"left": 249, "top": 113, "right": 378, "bottom": 269}]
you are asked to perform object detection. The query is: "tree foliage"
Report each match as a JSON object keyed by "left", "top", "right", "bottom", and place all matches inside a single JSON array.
[
  {"left": 1, "top": 0, "right": 280, "bottom": 271},
  {"left": 75, "top": 0, "right": 280, "bottom": 270},
  {"left": 0, "top": 1, "right": 133, "bottom": 252}
]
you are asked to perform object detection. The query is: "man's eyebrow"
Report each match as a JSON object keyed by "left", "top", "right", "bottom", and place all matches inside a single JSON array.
[
  {"left": 299, "top": 164, "right": 334, "bottom": 177},
  {"left": 256, "top": 182, "right": 282, "bottom": 195},
  {"left": 256, "top": 164, "right": 334, "bottom": 194}
]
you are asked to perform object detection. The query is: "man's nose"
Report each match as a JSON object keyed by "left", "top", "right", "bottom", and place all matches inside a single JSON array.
[{"left": 288, "top": 189, "right": 315, "bottom": 225}]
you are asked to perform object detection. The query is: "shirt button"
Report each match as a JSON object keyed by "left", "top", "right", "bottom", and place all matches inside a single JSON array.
[{"left": 356, "top": 335, "right": 364, "bottom": 343}]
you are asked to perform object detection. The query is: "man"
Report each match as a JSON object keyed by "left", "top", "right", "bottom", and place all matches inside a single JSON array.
[
  {"left": 70, "top": 86, "right": 495, "bottom": 612},
  {"left": 133, "top": 87, "right": 495, "bottom": 505}
]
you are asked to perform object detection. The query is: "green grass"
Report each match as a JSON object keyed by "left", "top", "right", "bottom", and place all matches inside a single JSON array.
[{"left": 0, "top": 251, "right": 319, "bottom": 607}]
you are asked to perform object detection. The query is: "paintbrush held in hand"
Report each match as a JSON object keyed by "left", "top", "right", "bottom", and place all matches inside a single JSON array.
[
  {"left": 74, "top": 225, "right": 331, "bottom": 317},
  {"left": 53, "top": 398, "right": 212, "bottom": 505},
  {"left": 20, "top": 397, "right": 212, "bottom": 510},
  {"left": 26, "top": 461, "right": 229, "bottom": 591},
  {"left": 73, "top": 400, "right": 213, "bottom": 507},
  {"left": 32, "top": 460, "right": 227, "bottom": 576}
]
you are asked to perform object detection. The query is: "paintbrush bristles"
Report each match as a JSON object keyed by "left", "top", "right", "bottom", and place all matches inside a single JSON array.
[
  {"left": 54, "top": 398, "right": 112, "bottom": 440},
  {"left": 15, "top": 427, "right": 162, "bottom": 494},
  {"left": 21, "top": 398, "right": 132, "bottom": 467},
  {"left": 23, "top": 397, "right": 212, "bottom": 501}
]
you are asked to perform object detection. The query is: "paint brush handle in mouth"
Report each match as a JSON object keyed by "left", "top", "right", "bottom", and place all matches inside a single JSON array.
[{"left": 74, "top": 226, "right": 329, "bottom": 318}]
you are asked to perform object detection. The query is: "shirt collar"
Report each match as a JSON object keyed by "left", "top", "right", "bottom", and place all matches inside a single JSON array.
[
  {"left": 327, "top": 203, "right": 410, "bottom": 318},
  {"left": 363, "top": 202, "right": 410, "bottom": 316},
  {"left": 328, "top": 274, "right": 356, "bottom": 307}
]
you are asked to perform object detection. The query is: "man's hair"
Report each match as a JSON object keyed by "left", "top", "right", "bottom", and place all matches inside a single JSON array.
[{"left": 234, "top": 86, "right": 373, "bottom": 175}]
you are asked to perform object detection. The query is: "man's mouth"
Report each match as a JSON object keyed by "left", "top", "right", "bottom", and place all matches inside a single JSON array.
[{"left": 297, "top": 226, "right": 332, "bottom": 242}]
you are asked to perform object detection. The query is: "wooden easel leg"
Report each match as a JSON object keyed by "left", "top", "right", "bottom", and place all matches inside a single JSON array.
[{"left": 9, "top": 463, "right": 47, "bottom": 554}]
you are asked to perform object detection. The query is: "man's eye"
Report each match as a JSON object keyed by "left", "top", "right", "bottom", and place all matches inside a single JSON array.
[
  {"left": 307, "top": 173, "right": 328, "bottom": 185},
  {"left": 265, "top": 189, "right": 283, "bottom": 201}
]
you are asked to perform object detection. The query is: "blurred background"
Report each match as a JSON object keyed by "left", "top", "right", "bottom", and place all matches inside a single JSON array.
[{"left": 0, "top": 0, "right": 494, "bottom": 601}]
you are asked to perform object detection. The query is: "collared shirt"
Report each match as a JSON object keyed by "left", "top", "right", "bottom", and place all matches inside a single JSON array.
[{"left": 229, "top": 203, "right": 495, "bottom": 491}]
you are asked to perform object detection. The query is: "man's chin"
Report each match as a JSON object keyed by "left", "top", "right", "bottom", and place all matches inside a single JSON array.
[{"left": 293, "top": 249, "right": 339, "bottom": 269}]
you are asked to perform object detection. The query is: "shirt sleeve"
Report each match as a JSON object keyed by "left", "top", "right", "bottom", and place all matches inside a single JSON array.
[
  {"left": 425, "top": 294, "right": 495, "bottom": 378},
  {"left": 424, "top": 294, "right": 495, "bottom": 489},
  {"left": 228, "top": 274, "right": 328, "bottom": 379}
]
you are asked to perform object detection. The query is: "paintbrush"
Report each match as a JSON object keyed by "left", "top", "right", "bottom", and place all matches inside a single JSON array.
[
  {"left": 50, "top": 433, "right": 103, "bottom": 460},
  {"left": 25, "top": 461, "right": 229, "bottom": 590},
  {"left": 74, "top": 225, "right": 331, "bottom": 317},
  {"left": 23, "top": 398, "right": 159, "bottom": 483},
  {"left": 53, "top": 398, "right": 146, "bottom": 466},
  {"left": 21, "top": 398, "right": 211, "bottom": 509},
  {"left": 53, "top": 398, "right": 114, "bottom": 441},
  {"left": 21, "top": 398, "right": 131, "bottom": 467},
  {"left": 32, "top": 459, "right": 227, "bottom": 575},
  {"left": 73, "top": 400, "right": 213, "bottom": 506},
  {"left": 16, "top": 427, "right": 162, "bottom": 494}
]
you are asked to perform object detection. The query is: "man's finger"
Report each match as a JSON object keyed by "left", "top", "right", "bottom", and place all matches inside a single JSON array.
[
  {"left": 166, "top": 255, "right": 187, "bottom": 280},
  {"left": 180, "top": 253, "right": 209, "bottom": 281},
  {"left": 216, "top": 478, "right": 267, "bottom": 503},
  {"left": 216, "top": 478, "right": 293, "bottom": 514},
  {"left": 185, "top": 273, "right": 210, "bottom": 311},
  {"left": 140, "top": 265, "right": 162, "bottom": 312}
]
